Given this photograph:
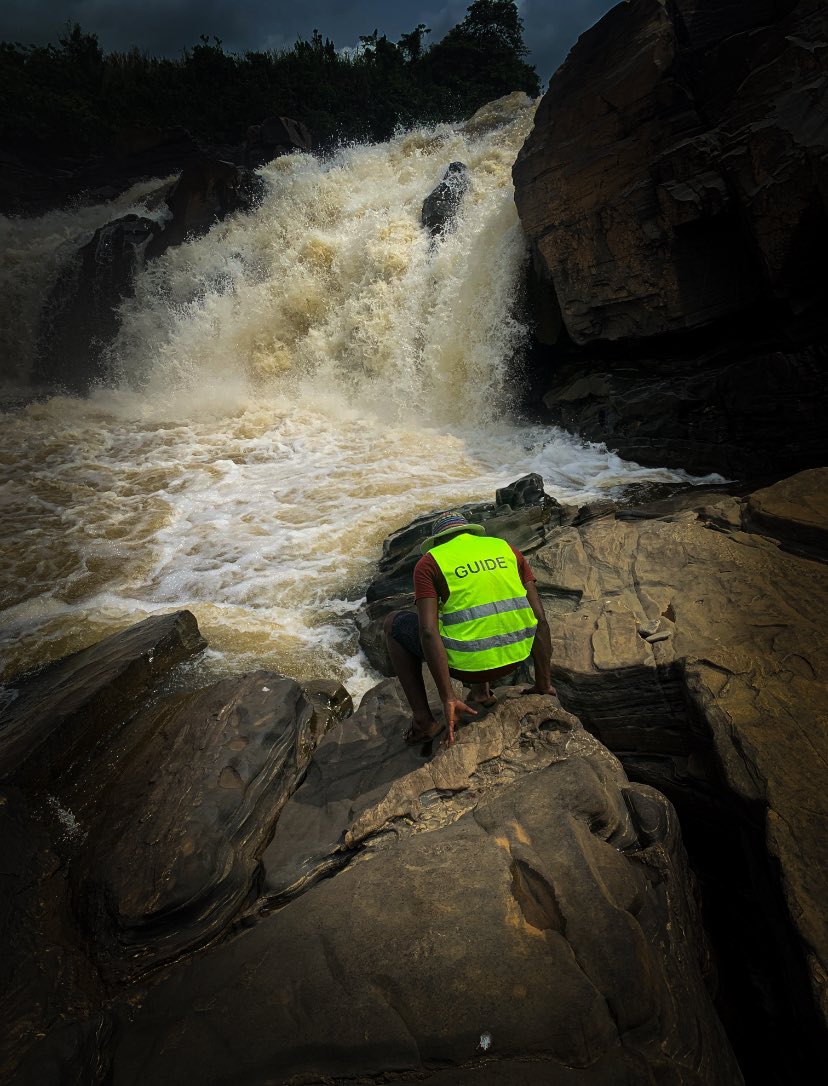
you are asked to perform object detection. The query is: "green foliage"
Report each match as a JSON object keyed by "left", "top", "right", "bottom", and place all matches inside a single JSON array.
[{"left": 0, "top": 3, "right": 539, "bottom": 158}]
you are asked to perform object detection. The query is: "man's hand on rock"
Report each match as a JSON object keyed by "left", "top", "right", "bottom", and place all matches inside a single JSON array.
[{"left": 442, "top": 696, "right": 476, "bottom": 746}]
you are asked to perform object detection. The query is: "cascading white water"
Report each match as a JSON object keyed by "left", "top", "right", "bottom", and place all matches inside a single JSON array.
[{"left": 0, "top": 94, "right": 719, "bottom": 698}]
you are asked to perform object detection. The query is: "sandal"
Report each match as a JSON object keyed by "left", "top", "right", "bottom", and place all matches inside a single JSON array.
[{"left": 403, "top": 721, "right": 445, "bottom": 745}]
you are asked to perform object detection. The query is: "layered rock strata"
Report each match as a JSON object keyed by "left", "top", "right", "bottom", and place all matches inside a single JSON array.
[
  {"left": 513, "top": 0, "right": 828, "bottom": 477},
  {"left": 530, "top": 470, "right": 828, "bottom": 1074},
  {"left": 361, "top": 470, "right": 828, "bottom": 1077},
  {"left": 112, "top": 693, "right": 742, "bottom": 1084},
  {"left": 0, "top": 615, "right": 351, "bottom": 1081}
]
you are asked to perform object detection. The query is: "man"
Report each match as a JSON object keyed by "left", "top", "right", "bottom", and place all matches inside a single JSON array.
[{"left": 384, "top": 511, "right": 555, "bottom": 747}]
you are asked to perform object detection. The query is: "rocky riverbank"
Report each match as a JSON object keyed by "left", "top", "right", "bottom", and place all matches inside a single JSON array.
[{"left": 2, "top": 468, "right": 826, "bottom": 1082}]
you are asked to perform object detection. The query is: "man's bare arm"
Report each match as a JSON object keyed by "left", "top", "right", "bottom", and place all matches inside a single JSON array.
[
  {"left": 525, "top": 581, "right": 555, "bottom": 695},
  {"left": 416, "top": 597, "right": 476, "bottom": 745}
]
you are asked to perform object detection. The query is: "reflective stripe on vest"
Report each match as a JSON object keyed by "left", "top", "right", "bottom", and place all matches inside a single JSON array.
[{"left": 430, "top": 532, "right": 537, "bottom": 672}]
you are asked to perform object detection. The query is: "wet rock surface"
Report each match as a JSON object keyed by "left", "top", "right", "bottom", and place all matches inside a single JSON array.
[
  {"left": 112, "top": 693, "right": 741, "bottom": 1085},
  {"left": 530, "top": 469, "right": 828, "bottom": 1075},
  {"left": 513, "top": 0, "right": 828, "bottom": 477},
  {"left": 71, "top": 671, "right": 344, "bottom": 982},
  {"left": 34, "top": 213, "right": 159, "bottom": 391},
  {"left": 145, "top": 156, "right": 263, "bottom": 257},
  {"left": 0, "top": 610, "right": 205, "bottom": 787},
  {"left": 0, "top": 614, "right": 352, "bottom": 1081},
  {"left": 421, "top": 160, "right": 470, "bottom": 237},
  {"left": 244, "top": 115, "right": 313, "bottom": 168}
]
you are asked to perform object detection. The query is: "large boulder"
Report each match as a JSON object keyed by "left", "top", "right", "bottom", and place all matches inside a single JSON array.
[
  {"left": 146, "top": 156, "right": 264, "bottom": 257},
  {"left": 528, "top": 469, "right": 828, "bottom": 1075},
  {"left": 71, "top": 671, "right": 351, "bottom": 981},
  {"left": 513, "top": 0, "right": 828, "bottom": 477},
  {"left": 32, "top": 156, "right": 264, "bottom": 392},
  {"left": 34, "top": 213, "right": 159, "bottom": 391},
  {"left": 110, "top": 692, "right": 742, "bottom": 1084},
  {"left": 0, "top": 613, "right": 353, "bottom": 1081}
]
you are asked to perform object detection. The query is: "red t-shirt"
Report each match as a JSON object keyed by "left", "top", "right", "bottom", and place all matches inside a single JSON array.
[{"left": 413, "top": 538, "right": 536, "bottom": 682}]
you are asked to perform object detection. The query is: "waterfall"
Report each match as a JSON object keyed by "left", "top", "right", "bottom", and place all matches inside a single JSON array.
[{"left": 0, "top": 94, "right": 717, "bottom": 697}]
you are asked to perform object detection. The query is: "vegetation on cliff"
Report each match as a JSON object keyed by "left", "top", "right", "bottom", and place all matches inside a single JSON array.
[{"left": 0, "top": 1, "right": 540, "bottom": 157}]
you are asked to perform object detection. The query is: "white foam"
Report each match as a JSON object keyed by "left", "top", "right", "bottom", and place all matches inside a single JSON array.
[{"left": 0, "top": 97, "right": 722, "bottom": 699}]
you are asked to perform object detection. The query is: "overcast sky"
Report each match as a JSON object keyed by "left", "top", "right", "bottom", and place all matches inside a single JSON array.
[{"left": 0, "top": 1, "right": 618, "bottom": 86}]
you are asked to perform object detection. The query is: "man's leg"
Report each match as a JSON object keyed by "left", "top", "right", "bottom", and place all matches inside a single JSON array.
[
  {"left": 384, "top": 611, "right": 442, "bottom": 739},
  {"left": 467, "top": 681, "right": 496, "bottom": 707}
]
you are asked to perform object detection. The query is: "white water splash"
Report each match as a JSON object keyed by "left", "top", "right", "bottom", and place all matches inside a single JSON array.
[{"left": 0, "top": 95, "right": 720, "bottom": 698}]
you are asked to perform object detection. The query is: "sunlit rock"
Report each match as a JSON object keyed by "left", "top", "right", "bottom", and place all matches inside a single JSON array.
[
  {"left": 531, "top": 470, "right": 828, "bottom": 1072},
  {"left": 111, "top": 692, "right": 741, "bottom": 1084}
]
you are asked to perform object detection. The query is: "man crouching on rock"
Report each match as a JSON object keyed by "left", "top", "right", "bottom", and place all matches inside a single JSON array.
[{"left": 384, "top": 511, "right": 555, "bottom": 747}]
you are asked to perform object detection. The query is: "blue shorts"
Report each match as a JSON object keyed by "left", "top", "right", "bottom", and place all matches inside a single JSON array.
[
  {"left": 390, "top": 610, "right": 425, "bottom": 661},
  {"left": 389, "top": 610, "right": 528, "bottom": 681}
]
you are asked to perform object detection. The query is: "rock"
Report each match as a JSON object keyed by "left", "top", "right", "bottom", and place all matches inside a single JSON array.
[
  {"left": 33, "top": 213, "right": 159, "bottom": 391},
  {"left": 31, "top": 156, "right": 266, "bottom": 391},
  {"left": 530, "top": 469, "right": 828, "bottom": 1074},
  {"left": 356, "top": 475, "right": 567, "bottom": 674},
  {"left": 0, "top": 611, "right": 205, "bottom": 788},
  {"left": 71, "top": 671, "right": 350, "bottom": 981},
  {"left": 536, "top": 340, "right": 828, "bottom": 479},
  {"left": 111, "top": 125, "right": 200, "bottom": 174},
  {"left": 514, "top": 0, "right": 827, "bottom": 344},
  {"left": 146, "top": 157, "right": 263, "bottom": 258},
  {"left": 513, "top": 0, "right": 828, "bottom": 478},
  {"left": 110, "top": 692, "right": 741, "bottom": 1084},
  {"left": 0, "top": 786, "right": 105, "bottom": 1083},
  {"left": 743, "top": 467, "right": 828, "bottom": 561},
  {"left": 421, "top": 161, "right": 470, "bottom": 237},
  {"left": 244, "top": 115, "right": 313, "bottom": 168}
]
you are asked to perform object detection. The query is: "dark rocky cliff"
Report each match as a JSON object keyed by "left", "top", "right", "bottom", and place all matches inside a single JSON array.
[{"left": 513, "top": 0, "right": 828, "bottom": 478}]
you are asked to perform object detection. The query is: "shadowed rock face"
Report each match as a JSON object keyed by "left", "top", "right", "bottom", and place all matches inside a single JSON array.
[
  {"left": 0, "top": 611, "right": 206, "bottom": 788},
  {"left": 0, "top": 614, "right": 353, "bottom": 1082},
  {"left": 421, "top": 161, "right": 470, "bottom": 237},
  {"left": 34, "top": 214, "right": 159, "bottom": 391},
  {"left": 515, "top": 0, "right": 826, "bottom": 344},
  {"left": 71, "top": 671, "right": 347, "bottom": 982},
  {"left": 529, "top": 470, "right": 828, "bottom": 1073},
  {"left": 111, "top": 693, "right": 741, "bottom": 1085},
  {"left": 513, "top": 0, "right": 828, "bottom": 478}
]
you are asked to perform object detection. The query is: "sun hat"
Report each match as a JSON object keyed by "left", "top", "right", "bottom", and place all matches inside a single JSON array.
[{"left": 421, "top": 511, "right": 485, "bottom": 554}]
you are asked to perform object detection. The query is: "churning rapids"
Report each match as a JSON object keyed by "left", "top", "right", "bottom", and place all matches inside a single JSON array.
[{"left": 0, "top": 94, "right": 718, "bottom": 699}]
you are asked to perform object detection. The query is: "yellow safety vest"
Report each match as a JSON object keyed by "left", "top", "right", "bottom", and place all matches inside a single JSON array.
[{"left": 430, "top": 532, "right": 537, "bottom": 672}]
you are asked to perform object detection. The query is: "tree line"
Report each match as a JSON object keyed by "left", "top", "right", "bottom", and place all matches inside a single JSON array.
[{"left": 0, "top": 1, "right": 540, "bottom": 158}]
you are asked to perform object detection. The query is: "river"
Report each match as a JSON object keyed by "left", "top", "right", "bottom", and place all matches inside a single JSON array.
[{"left": 0, "top": 94, "right": 716, "bottom": 700}]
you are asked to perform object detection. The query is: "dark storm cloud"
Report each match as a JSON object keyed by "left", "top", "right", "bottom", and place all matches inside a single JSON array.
[{"left": 1, "top": 1, "right": 616, "bottom": 84}]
